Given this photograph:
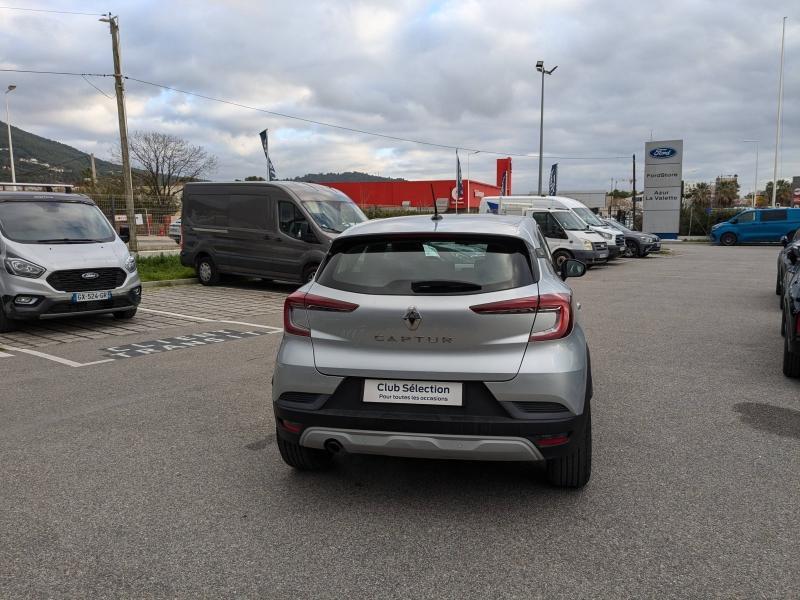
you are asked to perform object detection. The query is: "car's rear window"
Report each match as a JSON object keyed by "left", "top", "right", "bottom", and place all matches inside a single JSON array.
[{"left": 317, "top": 235, "right": 534, "bottom": 295}]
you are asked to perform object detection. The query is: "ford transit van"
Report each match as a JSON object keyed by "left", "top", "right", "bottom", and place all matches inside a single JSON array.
[
  {"left": 0, "top": 192, "right": 141, "bottom": 332},
  {"left": 480, "top": 195, "right": 625, "bottom": 258},
  {"left": 523, "top": 208, "right": 609, "bottom": 267},
  {"left": 710, "top": 207, "right": 800, "bottom": 245},
  {"left": 180, "top": 182, "right": 367, "bottom": 284}
]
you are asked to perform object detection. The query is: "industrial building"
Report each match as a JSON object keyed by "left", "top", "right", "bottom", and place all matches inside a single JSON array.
[{"left": 320, "top": 158, "right": 512, "bottom": 211}]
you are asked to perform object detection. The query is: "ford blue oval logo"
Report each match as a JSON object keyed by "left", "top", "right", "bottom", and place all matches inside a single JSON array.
[
  {"left": 81, "top": 272, "right": 100, "bottom": 280},
  {"left": 649, "top": 147, "right": 677, "bottom": 159}
]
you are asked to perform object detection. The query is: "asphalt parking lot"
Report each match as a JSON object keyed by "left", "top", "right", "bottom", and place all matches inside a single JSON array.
[{"left": 1, "top": 245, "right": 798, "bottom": 599}]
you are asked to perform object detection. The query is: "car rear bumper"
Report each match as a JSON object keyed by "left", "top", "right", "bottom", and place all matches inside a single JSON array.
[{"left": 299, "top": 428, "right": 545, "bottom": 461}]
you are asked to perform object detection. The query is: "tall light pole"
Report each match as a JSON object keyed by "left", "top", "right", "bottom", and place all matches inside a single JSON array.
[
  {"left": 536, "top": 60, "right": 557, "bottom": 196},
  {"left": 99, "top": 13, "right": 138, "bottom": 251},
  {"left": 771, "top": 16, "right": 787, "bottom": 207},
  {"left": 5, "top": 84, "right": 16, "bottom": 188},
  {"left": 466, "top": 150, "right": 480, "bottom": 212},
  {"left": 743, "top": 140, "right": 759, "bottom": 207}
]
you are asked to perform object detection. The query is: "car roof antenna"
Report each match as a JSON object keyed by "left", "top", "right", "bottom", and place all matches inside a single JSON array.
[{"left": 430, "top": 184, "right": 442, "bottom": 221}]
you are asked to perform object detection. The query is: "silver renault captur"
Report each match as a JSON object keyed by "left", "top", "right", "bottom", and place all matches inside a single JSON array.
[
  {"left": 0, "top": 192, "right": 141, "bottom": 333},
  {"left": 272, "top": 214, "right": 593, "bottom": 487}
]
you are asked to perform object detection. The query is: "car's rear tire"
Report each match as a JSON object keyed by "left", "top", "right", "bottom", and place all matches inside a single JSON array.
[
  {"left": 720, "top": 232, "right": 737, "bottom": 246},
  {"left": 197, "top": 255, "right": 220, "bottom": 286},
  {"left": 302, "top": 263, "right": 319, "bottom": 283},
  {"left": 783, "top": 330, "right": 800, "bottom": 378},
  {"left": 277, "top": 433, "right": 334, "bottom": 470},
  {"left": 552, "top": 250, "right": 572, "bottom": 270},
  {"left": 112, "top": 308, "right": 137, "bottom": 320},
  {"left": 0, "top": 307, "right": 19, "bottom": 333},
  {"left": 546, "top": 400, "right": 591, "bottom": 488}
]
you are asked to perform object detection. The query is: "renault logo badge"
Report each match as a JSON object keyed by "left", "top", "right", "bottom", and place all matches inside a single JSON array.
[{"left": 403, "top": 307, "right": 422, "bottom": 331}]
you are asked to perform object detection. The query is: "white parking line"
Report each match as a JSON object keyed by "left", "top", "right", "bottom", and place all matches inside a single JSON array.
[
  {"left": 0, "top": 351, "right": 13, "bottom": 358},
  {"left": 1, "top": 345, "right": 115, "bottom": 368},
  {"left": 138, "top": 307, "right": 283, "bottom": 333}
]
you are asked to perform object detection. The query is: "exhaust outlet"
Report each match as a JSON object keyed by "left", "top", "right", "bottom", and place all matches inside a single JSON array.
[{"left": 324, "top": 439, "right": 343, "bottom": 454}]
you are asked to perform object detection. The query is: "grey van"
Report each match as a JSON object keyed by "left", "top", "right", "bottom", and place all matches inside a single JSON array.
[{"left": 180, "top": 182, "right": 367, "bottom": 285}]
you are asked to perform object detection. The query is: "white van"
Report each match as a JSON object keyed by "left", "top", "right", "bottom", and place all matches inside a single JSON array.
[
  {"left": 480, "top": 195, "right": 625, "bottom": 259},
  {"left": 523, "top": 207, "right": 608, "bottom": 267},
  {"left": 0, "top": 192, "right": 141, "bottom": 332}
]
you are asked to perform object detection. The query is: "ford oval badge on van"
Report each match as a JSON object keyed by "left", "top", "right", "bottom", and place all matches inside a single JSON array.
[{"left": 649, "top": 147, "right": 677, "bottom": 159}]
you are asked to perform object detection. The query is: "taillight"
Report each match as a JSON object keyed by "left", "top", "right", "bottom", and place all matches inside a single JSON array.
[
  {"left": 530, "top": 293, "right": 573, "bottom": 341},
  {"left": 283, "top": 291, "right": 359, "bottom": 337},
  {"left": 469, "top": 296, "right": 539, "bottom": 314}
]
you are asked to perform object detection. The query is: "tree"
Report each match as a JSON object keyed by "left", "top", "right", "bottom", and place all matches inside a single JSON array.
[
  {"left": 764, "top": 179, "right": 791, "bottom": 206},
  {"left": 244, "top": 175, "right": 265, "bottom": 181},
  {"left": 128, "top": 131, "right": 217, "bottom": 205},
  {"left": 686, "top": 182, "right": 712, "bottom": 208},
  {"left": 714, "top": 178, "right": 740, "bottom": 208}
]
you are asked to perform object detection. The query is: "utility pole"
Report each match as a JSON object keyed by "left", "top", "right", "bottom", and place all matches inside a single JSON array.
[
  {"left": 90, "top": 153, "right": 97, "bottom": 185},
  {"left": 536, "top": 61, "right": 557, "bottom": 196},
  {"left": 631, "top": 154, "right": 637, "bottom": 230},
  {"left": 101, "top": 13, "right": 138, "bottom": 251},
  {"left": 5, "top": 85, "right": 16, "bottom": 189},
  {"left": 771, "top": 16, "right": 787, "bottom": 207}
]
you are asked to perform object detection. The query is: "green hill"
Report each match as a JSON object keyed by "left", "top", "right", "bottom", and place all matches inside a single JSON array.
[
  {"left": 292, "top": 171, "right": 405, "bottom": 183},
  {"left": 0, "top": 121, "right": 120, "bottom": 184}
]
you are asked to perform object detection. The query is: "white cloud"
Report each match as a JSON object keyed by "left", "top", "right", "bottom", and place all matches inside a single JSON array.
[{"left": 0, "top": 0, "right": 797, "bottom": 193}]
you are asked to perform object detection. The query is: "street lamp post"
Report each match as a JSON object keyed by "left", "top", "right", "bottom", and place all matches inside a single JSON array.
[
  {"left": 536, "top": 60, "right": 557, "bottom": 196},
  {"left": 743, "top": 140, "right": 759, "bottom": 208},
  {"left": 466, "top": 150, "right": 480, "bottom": 212},
  {"left": 5, "top": 84, "right": 16, "bottom": 188}
]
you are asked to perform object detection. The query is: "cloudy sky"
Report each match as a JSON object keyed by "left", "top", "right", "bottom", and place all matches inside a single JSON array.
[{"left": 0, "top": 0, "right": 797, "bottom": 194}]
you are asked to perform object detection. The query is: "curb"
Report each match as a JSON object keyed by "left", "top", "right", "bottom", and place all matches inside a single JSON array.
[{"left": 141, "top": 278, "right": 199, "bottom": 289}]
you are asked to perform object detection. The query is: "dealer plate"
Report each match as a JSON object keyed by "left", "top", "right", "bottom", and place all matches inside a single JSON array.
[
  {"left": 72, "top": 290, "right": 112, "bottom": 303},
  {"left": 363, "top": 379, "right": 463, "bottom": 406}
]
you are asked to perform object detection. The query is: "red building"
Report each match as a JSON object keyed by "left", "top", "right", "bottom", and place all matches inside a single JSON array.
[{"left": 320, "top": 158, "right": 512, "bottom": 211}]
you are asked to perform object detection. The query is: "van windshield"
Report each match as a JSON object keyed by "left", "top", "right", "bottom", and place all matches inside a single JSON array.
[
  {"left": 551, "top": 211, "right": 590, "bottom": 231},
  {"left": 571, "top": 206, "right": 605, "bottom": 227},
  {"left": 301, "top": 200, "right": 367, "bottom": 233},
  {"left": 0, "top": 201, "right": 116, "bottom": 243}
]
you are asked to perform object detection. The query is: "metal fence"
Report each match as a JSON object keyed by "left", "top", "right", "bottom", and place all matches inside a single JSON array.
[{"left": 89, "top": 194, "right": 181, "bottom": 250}]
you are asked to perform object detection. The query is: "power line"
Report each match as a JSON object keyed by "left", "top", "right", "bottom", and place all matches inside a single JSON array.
[
  {"left": 0, "top": 66, "right": 629, "bottom": 161},
  {"left": 0, "top": 5, "right": 105, "bottom": 16},
  {"left": 124, "top": 76, "right": 629, "bottom": 161},
  {"left": 81, "top": 74, "right": 113, "bottom": 99}
]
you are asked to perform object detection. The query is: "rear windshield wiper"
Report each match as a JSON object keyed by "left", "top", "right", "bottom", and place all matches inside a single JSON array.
[
  {"left": 34, "top": 238, "right": 103, "bottom": 244},
  {"left": 411, "top": 280, "right": 482, "bottom": 293}
]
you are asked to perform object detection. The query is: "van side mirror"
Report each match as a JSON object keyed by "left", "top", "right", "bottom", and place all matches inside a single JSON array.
[
  {"left": 781, "top": 236, "right": 789, "bottom": 247},
  {"left": 119, "top": 226, "right": 130, "bottom": 244},
  {"left": 560, "top": 259, "right": 586, "bottom": 280}
]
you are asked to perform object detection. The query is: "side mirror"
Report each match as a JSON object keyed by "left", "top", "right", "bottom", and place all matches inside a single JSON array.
[
  {"left": 781, "top": 236, "right": 789, "bottom": 247},
  {"left": 119, "top": 226, "right": 130, "bottom": 244},
  {"left": 560, "top": 259, "right": 587, "bottom": 281}
]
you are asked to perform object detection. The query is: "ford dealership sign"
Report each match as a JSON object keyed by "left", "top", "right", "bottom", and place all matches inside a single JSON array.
[{"left": 649, "top": 147, "right": 677, "bottom": 159}]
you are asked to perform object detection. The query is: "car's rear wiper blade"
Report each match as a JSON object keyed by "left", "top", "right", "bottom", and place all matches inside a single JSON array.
[
  {"left": 411, "top": 280, "right": 482, "bottom": 293},
  {"left": 35, "top": 238, "right": 101, "bottom": 243}
]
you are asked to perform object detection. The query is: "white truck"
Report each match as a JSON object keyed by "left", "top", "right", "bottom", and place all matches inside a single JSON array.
[{"left": 479, "top": 195, "right": 625, "bottom": 259}]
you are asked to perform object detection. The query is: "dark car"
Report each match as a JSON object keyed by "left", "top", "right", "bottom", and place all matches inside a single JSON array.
[
  {"left": 776, "top": 229, "right": 800, "bottom": 300},
  {"left": 780, "top": 245, "right": 800, "bottom": 377},
  {"left": 602, "top": 218, "right": 661, "bottom": 257}
]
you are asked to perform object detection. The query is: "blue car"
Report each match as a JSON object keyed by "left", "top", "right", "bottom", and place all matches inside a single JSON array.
[{"left": 710, "top": 207, "right": 800, "bottom": 246}]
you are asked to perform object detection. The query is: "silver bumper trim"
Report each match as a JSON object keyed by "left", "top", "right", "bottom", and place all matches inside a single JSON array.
[{"left": 299, "top": 427, "right": 544, "bottom": 462}]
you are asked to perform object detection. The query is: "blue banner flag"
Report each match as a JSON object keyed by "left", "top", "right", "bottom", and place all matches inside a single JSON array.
[
  {"left": 548, "top": 163, "right": 558, "bottom": 196},
  {"left": 456, "top": 151, "right": 463, "bottom": 200},
  {"left": 259, "top": 129, "right": 277, "bottom": 181}
]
